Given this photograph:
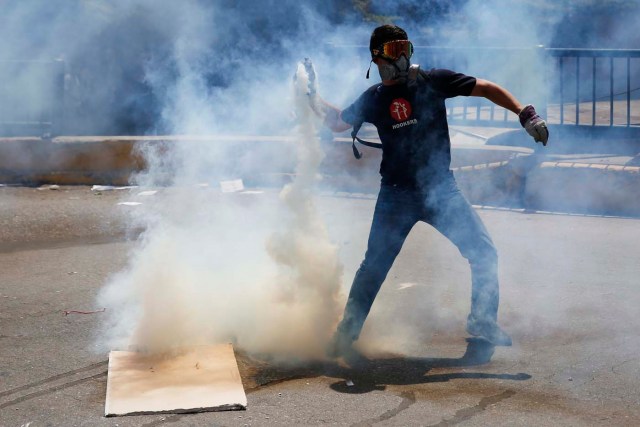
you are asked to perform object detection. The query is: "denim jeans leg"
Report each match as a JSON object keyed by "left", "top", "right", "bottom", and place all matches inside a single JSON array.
[
  {"left": 337, "top": 186, "right": 418, "bottom": 341},
  {"left": 428, "top": 188, "right": 499, "bottom": 323}
]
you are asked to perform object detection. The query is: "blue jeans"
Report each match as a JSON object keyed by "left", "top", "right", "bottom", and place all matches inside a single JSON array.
[{"left": 337, "top": 177, "right": 499, "bottom": 341}]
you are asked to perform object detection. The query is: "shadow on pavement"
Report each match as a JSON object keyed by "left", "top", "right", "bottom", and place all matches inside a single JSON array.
[
  {"left": 328, "top": 338, "right": 530, "bottom": 394},
  {"left": 243, "top": 338, "right": 531, "bottom": 395}
]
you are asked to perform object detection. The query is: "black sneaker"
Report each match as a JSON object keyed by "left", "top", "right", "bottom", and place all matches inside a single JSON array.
[
  {"left": 466, "top": 316, "right": 512, "bottom": 346},
  {"left": 326, "top": 332, "right": 370, "bottom": 367},
  {"left": 326, "top": 331, "right": 356, "bottom": 359}
]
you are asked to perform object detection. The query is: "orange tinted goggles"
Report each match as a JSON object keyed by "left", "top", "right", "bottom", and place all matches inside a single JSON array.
[{"left": 371, "top": 40, "right": 414, "bottom": 61}]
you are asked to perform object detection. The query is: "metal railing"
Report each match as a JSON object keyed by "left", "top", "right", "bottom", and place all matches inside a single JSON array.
[
  {"left": 3, "top": 48, "right": 639, "bottom": 138},
  {"left": 546, "top": 48, "right": 640, "bottom": 128},
  {"left": 410, "top": 46, "right": 640, "bottom": 133},
  {"left": 413, "top": 46, "right": 542, "bottom": 129}
]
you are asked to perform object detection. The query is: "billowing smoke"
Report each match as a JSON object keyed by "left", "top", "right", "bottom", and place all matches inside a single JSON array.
[
  {"left": 261, "top": 63, "right": 343, "bottom": 355},
  {"left": 2, "top": 1, "right": 638, "bottom": 136},
  {"left": 2, "top": 1, "right": 637, "bottom": 360},
  {"left": 95, "top": 5, "right": 347, "bottom": 357},
  {"left": 0, "top": 0, "right": 368, "bottom": 136}
]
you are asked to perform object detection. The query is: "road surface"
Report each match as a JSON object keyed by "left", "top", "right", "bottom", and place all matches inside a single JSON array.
[{"left": 1, "top": 186, "right": 639, "bottom": 426}]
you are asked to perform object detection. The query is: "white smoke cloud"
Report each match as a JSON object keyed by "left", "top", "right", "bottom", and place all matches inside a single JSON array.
[
  {"left": 96, "top": 18, "right": 348, "bottom": 358},
  {"left": 4, "top": 0, "right": 636, "bottom": 361},
  {"left": 90, "top": 1, "right": 637, "bottom": 361}
]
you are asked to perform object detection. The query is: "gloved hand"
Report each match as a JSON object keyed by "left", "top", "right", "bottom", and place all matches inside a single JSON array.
[
  {"left": 519, "top": 105, "right": 549, "bottom": 146},
  {"left": 301, "top": 58, "right": 317, "bottom": 97},
  {"left": 293, "top": 57, "right": 324, "bottom": 118}
]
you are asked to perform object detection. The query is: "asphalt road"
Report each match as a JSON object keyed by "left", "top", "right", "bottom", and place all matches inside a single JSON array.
[{"left": 1, "top": 186, "right": 639, "bottom": 426}]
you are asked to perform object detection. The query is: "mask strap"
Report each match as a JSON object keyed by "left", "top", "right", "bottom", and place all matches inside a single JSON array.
[{"left": 365, "top": 60, "right": 373, "bottom": 79}]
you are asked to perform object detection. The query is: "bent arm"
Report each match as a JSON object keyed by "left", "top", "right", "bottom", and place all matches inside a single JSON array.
[
  {"left": 470, "top": 79, "right": 523, "bottom": 115},
  {"left": 318, "top": 98, "right": 352, "bottom": 133},
  {"left": 471, "top": 78, "right": 549, "bottom": 145}
]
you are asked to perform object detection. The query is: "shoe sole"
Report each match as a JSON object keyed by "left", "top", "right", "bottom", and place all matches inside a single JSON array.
[{"left": 466, "top": 328, "right": 512, "bottom": 347}]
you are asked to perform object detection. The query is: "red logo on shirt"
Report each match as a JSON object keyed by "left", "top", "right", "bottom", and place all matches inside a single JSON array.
[{"left": 389, "top": 98, "right": 412, "bottom": 122}]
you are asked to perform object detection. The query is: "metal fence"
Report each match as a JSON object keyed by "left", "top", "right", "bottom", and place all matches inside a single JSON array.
[
  {"left": 0, "top": 60, "right": 65, "bottom": 137},
  {"left": 414, "top": 46, "right": 541, "bottom": 128},
  {"left": 546, "top": 48, "right": 640, "bottom": 128},
  {"left": 411, "top": 46, "right": 640, "bottom": 134},
  {"left": 2, "top": 48, "right": 639, "bottom": 138}
]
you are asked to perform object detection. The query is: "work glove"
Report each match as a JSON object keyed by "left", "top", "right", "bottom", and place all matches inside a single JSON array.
[
  {"left": 519, "top": 104, "right": 548, "bottom": 146},
  {"left": 301, "top": 58, "right": 317, "bottom": 98}
]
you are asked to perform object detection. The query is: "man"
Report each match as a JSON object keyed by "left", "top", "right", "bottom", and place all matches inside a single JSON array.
[{"left": 318, "top": 25, "right": 548, "bottom": 358}]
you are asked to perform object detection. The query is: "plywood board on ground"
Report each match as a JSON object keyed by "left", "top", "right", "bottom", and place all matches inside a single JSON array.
[{"left": 105, "top": 343, "right": 246, "bottom": 416}]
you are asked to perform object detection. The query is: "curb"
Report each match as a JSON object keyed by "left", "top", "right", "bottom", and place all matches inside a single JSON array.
[
  {"left": 0, "top": 137, "right": 144, "bottom": 185},
  {"left": 538, "top": 161, "right": 640, "bottom": 174},
  {"left": 1, "top": 136, "right": 638, "bottom": 217},
  {"left": 524, "top": 161, "right": 640, "bottom": 217},
  {"left": 0, "top": 136, "right": 296, "bottom": 186}
]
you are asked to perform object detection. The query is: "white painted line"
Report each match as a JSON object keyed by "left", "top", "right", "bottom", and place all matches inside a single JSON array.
[{"left": 92, "top": 185, "right": 137, "bottom": 191}]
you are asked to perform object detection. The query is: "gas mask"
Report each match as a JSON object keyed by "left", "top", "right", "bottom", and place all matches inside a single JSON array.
[
  {"left": 368, "top": 39, "right": 414, "bottom": 82},
  {"left": 377, "top": 55, "right": 410, "bottom": 82}
]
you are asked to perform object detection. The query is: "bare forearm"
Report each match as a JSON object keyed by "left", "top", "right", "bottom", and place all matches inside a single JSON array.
[
  {"left": 318, "top": 98, "right": 352, "bottom": 133},
  {"left": 470, "top": 79, "right": 523, "bottom": 115},
  {"left": 471, "top": 78, "right": 549, "bottom": 145}
]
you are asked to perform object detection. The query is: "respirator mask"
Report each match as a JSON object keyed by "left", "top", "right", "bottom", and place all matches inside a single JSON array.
[{"left": 367, "top": 39, "right": 414, "bottom": 82}]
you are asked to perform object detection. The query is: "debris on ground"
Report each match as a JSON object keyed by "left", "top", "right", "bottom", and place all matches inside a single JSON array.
[
  {"left": 37, "top": 185, "right": 60, "bottom": 191},
  {"left": 220, "top": 179, "right": 244, "bottom": 193},
  {"left": 63, "top": 308, "right": 106, "bottom": 316}
]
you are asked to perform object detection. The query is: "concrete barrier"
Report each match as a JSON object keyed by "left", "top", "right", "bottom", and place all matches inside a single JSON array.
[
  {"left": 0, "top": 137, "right": 144, "bottom": 185},
  {"left": 524, "top": 161, "right": 640, "bottom": 216},
  {"left": 1, "top": 135, "right": 638, "bottom": 217},
  {"left": 0, "top": 135, "right": 523, "bottom": 187},
  {"left": 0, "top": 136, "right": 296, "bottom": 186}
]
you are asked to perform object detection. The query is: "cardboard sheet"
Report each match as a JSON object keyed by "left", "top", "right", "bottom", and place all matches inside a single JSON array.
[{"left": 105, "top": 343, "right": 246, "bottom": 416}]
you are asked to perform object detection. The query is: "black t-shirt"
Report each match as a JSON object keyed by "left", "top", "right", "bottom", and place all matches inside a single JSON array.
[{"left": 341, "top": 68, "right": 476, "bottom": 189}]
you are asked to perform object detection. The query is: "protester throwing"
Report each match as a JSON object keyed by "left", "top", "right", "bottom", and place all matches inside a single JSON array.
[{"left": 308, "top": 24, "right": 548, "bottom": 361}]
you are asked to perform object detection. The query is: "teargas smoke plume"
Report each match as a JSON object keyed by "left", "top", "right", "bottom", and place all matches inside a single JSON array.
[
  {"left": 79, "top": 0, "right": 640, "bottom": 362},
  {"left": 263, "top": 62, "right": 344, "bottom": 356},
  {"left": 97, "top": 60, "right": 343, "bottom": 360}
]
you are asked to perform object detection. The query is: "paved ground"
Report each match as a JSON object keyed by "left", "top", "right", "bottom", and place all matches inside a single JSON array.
[{"left": 1, "top": 186, "right": 639, "bottom": 426}]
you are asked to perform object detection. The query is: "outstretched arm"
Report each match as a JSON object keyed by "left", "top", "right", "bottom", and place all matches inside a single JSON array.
[
  {"left": 470, "top": 79, "right": 548, "bottom": 145},
  {"left": 297, "top": 58, "right": 352, "bottom": 133},
  {"left": 470, "top": 79, "right": 522, "bottom": 114},
  {"left": 317, "top": 98, "right": 352, "bottom": 133}
]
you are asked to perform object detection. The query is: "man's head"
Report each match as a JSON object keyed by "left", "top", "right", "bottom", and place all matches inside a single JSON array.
[
  {"left": 369, "top": 25, "right": 409, "bottom": 55},
  {"left": 368, "top": 25, "right": 413, "bottom": 84}
]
